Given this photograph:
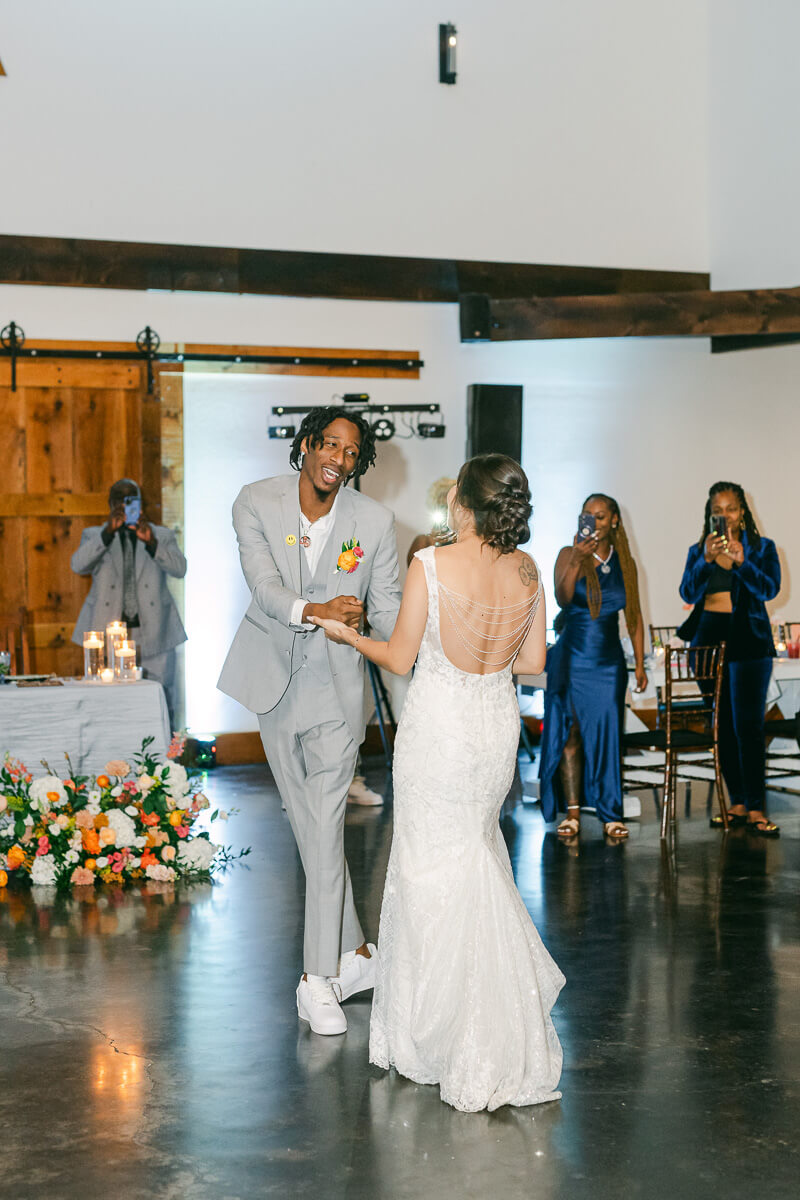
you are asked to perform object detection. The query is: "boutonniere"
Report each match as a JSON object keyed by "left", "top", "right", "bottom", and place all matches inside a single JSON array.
[{"left": 336, "top": 537, "right": 364, "bottom": 574}]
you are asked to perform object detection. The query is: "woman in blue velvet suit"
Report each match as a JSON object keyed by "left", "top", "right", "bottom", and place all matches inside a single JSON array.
[
  {"left": 539, "top": 494, "right": 647, "bottom": 841},
  {"left": 677, "top": 481, "right": 781, "bottom": 836}
]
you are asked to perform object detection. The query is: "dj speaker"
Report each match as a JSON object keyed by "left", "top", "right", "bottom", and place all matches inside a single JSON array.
[{"left": 466, "top": 384, "right": 523, "bottom": 462}]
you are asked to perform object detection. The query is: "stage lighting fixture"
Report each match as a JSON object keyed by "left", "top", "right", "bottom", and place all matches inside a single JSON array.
[
  {"left": 269, "top": 424, "right": 296, "bottom": 439},
  {"left": 439, "top": 23, "right": 457, "bottom": 84},
  {"left": 418, "top": 422, "right": 446, "bottom": 439},
  {"left": 184, "top": 734, "right": 217, "bottom": 769},
  {"left": 372, "top": 417, "right": 396, "bottom": 441}
]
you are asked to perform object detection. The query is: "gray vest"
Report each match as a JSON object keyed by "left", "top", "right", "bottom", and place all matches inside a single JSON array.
[{"left": 292, "top": 523, "right": 346, "bottom": 684}]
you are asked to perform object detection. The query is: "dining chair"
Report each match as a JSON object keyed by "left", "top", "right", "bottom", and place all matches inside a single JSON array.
[{"left": 623, "top": 643, "right": 727, "bottom": 838}]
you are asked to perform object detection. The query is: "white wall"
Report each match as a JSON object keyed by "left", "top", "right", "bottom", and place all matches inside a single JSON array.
[
  {"left": 6, "top": 280, "right": 796, "bottom": 732},
  {"left": 0, "top": 0, "right": 708, "bottom": 268}
]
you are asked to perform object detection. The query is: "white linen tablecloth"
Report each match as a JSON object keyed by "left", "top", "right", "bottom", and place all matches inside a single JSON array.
[{"left": 0, "top": 679, "right": 170, "bottom": 777}]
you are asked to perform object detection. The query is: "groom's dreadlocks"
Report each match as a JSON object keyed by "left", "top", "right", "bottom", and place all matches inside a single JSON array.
[{"left": 289, "top": 406, "right": 377, "bottom": 480}]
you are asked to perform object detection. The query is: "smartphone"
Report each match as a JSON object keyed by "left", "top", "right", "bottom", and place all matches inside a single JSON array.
[
  {"left": 577, "top": 511, "right": 596, "bottom": 542},
  {"left": 123, "top": 496, "right": 142, "bottom": 526},
  {"left": 710, "top": 514, "right": 727, "bottom": 542}
]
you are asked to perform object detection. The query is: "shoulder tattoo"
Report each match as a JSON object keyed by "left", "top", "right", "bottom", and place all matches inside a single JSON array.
[{"left": 518, "top": 555, "right": 537, "bottom": 587}]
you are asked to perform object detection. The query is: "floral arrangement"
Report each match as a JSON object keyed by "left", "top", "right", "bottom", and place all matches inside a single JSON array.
[
  {"left": 0, "top": 736, "right": 248, "bottom": 891},
  {"left": 336, "top": 537, "right": 364, "bottom": 574}
]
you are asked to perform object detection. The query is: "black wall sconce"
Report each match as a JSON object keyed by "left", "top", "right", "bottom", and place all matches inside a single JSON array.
[{"left": 439, "top": 23, "right": 457, "bottom": 84}]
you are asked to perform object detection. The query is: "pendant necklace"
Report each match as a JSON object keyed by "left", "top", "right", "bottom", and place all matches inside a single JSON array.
[
  {"left": 594, "top": 546, "right": 614, "bottom": 575},
  {"left": 299, "top": 515, "right": 312, "bottom": 550}
]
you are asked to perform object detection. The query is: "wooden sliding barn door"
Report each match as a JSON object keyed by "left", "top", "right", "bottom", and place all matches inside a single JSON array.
[{"left": 0, "top": 356, "right": 161, "bottom": 675}]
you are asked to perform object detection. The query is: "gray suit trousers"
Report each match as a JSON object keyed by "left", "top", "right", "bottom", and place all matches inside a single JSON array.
[{"left": 258, "top": 670, "right": 364, "bottom": 977}]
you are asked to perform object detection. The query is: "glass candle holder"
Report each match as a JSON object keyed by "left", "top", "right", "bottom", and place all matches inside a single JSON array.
[
  {"left": 99, "top": 667, "right": 114, "bottom": 683},
  {"left": 83, "top": 631, "right": 105, "bottom": 680},
  {"left": 105, "top": 621, "right": 127, "bottom": 670},
  {"left": 114, "top": 639, "right": 137, "bottom": 681}
]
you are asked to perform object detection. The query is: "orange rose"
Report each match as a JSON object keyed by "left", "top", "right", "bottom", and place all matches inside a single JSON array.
[
  {"left": 96, "top": 775, "right": 110, "bottom": 789},
  {"left": 337, "top": 549, "right": 358, "bottom": 573},
  {"left": 140, "top": 850, "right": 157, "bottom": 868},
  {"left": 7, "top": 845, "right": 26, "bottom": 870},
  {"left": 84, "top": 858, "right": 97, "bottom": 871},
  {"left": 99, "top": 827, "right": 116, "bottom": 847},
  {"left": 82, "top": 830, "right": 101, "bottom": 855},
  {"left": 141, "top": 811, "right": 161, "bottom": 826},
  {"left": 94, "top": 813, "right": 109, "bottom": 828},
  {"left": 168, "top": 811, "right": 185, "bottom": 827},
  {"left": 0, "top": 870, "right": 8, "bottom": 888},
  {"left": 46, "top": 790, "right": 61, "bottom": 804}
]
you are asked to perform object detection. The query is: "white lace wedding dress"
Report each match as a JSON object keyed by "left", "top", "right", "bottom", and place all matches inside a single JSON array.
[{"left": 369, "top": 547, "right": 565, "bottom": 1112}]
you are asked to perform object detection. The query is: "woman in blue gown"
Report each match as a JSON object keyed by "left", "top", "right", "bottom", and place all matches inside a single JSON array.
[{"left": 539, "top": 494, "right": 647, "bottom": 840}]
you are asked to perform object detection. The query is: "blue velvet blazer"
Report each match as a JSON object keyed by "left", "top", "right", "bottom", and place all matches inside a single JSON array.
[{"left": 676, "top": 532, "right": 781, "bottom": 658}]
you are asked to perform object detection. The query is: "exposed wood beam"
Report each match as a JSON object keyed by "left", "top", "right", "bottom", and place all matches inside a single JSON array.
[
  {"left": 0, "top": 233, "right": 709, "bottom": 303},
  {"left": 468, "top": 285, "right": 800, "bottom": 342}
]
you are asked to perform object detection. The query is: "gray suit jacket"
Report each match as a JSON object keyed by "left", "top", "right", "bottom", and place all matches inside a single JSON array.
[
  {"left": 71, "top": 526, "right": 187, "bottom": 657},
  {"left": 217, "top": 474, "right": 402, "bottom": 740}
]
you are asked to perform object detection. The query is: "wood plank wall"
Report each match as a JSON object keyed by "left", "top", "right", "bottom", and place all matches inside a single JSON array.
[{"left": 0, "top": 360, "right": 157, "bottom": 676}]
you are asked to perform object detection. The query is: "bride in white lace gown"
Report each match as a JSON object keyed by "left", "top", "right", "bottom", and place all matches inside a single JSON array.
[{"left": 313, "top": 454, "right": 564, "bottom": 1112}]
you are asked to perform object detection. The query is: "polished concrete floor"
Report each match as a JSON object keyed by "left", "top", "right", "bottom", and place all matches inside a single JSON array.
[{"left": 2, "top": 762, "right": 799, "bottom": 1200}]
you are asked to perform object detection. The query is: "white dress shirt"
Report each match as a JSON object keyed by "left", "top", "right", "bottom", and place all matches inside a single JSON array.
[{"left": 289, "top": 489, "right": 341, "bottom": 628}]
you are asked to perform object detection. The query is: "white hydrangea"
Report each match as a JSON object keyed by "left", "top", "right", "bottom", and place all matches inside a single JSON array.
[
  {"left": 145, "top": 862, "right": 176, "bottom": 882},
  {"left": 105, "top": 809, "right": 137, "bottom": 848},
  {"left": 31, "top": 854, "right": 58, "bottom": 886},
  {"left": 29, "top": 777, "right": 67, "bottom": 809},
  {"left": 176, "top": 837, "right": 219, "bottom": 873},
  {"left": 156, "top": 761, "right": 189, "bottom": 801}
]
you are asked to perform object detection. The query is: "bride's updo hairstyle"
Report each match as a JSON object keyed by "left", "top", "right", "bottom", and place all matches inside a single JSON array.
[{"left": 455, "top": 454, "right": 532, "bottom": 554}]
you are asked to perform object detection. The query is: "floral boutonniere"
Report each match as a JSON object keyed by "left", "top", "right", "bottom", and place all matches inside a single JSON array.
[{"left": 336, "top": 538, "right": 364, "bottom": 574}]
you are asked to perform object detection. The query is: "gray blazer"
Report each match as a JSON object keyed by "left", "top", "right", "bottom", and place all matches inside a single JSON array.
[
  {"left": 217, "top": 474, "right": 402, "bottom": 740},
  {"left": 71, "top": 526, "right": 187, "bottom": 657}
]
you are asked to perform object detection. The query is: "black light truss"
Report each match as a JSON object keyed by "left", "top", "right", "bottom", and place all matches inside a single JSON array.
[
  {"left": 272, "top": 404, "right": 440, "bottom": 415},
  {"left": 0, "top": 322, "right": 425, "bottom": 394}
]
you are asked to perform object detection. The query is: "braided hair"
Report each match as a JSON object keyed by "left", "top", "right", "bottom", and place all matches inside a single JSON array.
[
  {"left": 581, "top": 494, "right": 641, "bottom": 637},
  {"left": 698, "top": 481, "right": 761, "bottom": 548},
  {"left": 289, "top": 405, "right": 377, "bottom": 480}
]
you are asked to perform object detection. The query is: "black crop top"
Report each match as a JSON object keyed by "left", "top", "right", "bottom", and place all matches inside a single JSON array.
[{"left": 706, "top": 562, "right": 733, "bottom": 594}]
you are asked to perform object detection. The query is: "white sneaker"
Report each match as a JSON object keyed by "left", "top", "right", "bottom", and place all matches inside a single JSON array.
[
  {"left": 347, "top": 776, "right": 383, "bottom": 807},
  {"left": 330, "top": 944, "right": 378, "bottom": 1001},
  {"left": 296, "top": 975, "right": 347, "bottom": 1036}
]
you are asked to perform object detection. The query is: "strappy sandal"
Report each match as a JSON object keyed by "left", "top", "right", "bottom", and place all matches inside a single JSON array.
[
  {"left": 603, "top": 822, "right": 629, "bottom": 840},
  {"left": 557, "top": 808, "right": 581, "bottom": 838},
  {"left": 710, "top": 812, "right": 747, "bottom": 829},
  {"left": 746, "top": 817, "right": 780, "bottom": 838}
]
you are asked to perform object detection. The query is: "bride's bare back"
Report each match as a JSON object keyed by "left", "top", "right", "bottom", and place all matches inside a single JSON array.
[{"left": 434, "top": 541, "right": 541, "bottom": 676}]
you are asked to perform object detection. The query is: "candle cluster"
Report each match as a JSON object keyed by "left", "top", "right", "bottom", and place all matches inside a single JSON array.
[{"left": 82, "top": 624, "right": 140, "bottom": 682}]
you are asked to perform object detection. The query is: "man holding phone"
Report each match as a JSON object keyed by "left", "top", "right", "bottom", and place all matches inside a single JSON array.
[{"left": 71, "top": 478, "right": 187, "bottom": 719}]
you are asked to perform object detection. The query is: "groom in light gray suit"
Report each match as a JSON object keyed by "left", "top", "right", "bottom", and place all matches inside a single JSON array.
[{"left": 218, "top": 407, "right": 401, "bottom": 1035}]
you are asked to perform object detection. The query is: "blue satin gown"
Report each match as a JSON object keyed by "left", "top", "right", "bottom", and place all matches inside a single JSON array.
[{"left": 539, "top": 554, "right": 628, "bottom": 824}]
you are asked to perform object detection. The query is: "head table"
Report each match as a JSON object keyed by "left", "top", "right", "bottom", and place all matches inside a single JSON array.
[{"left": 0, "top": 678, "right": 170, "bottom": 777}]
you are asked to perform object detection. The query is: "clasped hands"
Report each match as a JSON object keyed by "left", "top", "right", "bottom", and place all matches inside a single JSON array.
[{"left": 304, "top": 595, "right": 362, "bottom": 647}]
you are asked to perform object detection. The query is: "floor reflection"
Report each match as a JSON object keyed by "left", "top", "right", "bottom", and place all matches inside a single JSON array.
[{"left": 0, "top": 763, "right": 798, "bottom": 1200}]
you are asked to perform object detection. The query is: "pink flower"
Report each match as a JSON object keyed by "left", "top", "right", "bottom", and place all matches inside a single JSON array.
[
  {"left": 75, "top": 810, "right": 94, "bottom": 829},
  {"left": 71, "top": 866, "right": 95, "bottom": 886},
  {"left": 36, "top": 836, "right": 51, "bottom": 856},
  {"left": 353, "top": 546, "right": 364, "bottom": 559},
  {"left": 175, "top": 825, "right": 189, "bottom": 839},
  {"left": 167, "top": 733, "right": 187, "bottom": 760},
  {"left": 123, "top": 780, "right": 139, "bottom": 794}
]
